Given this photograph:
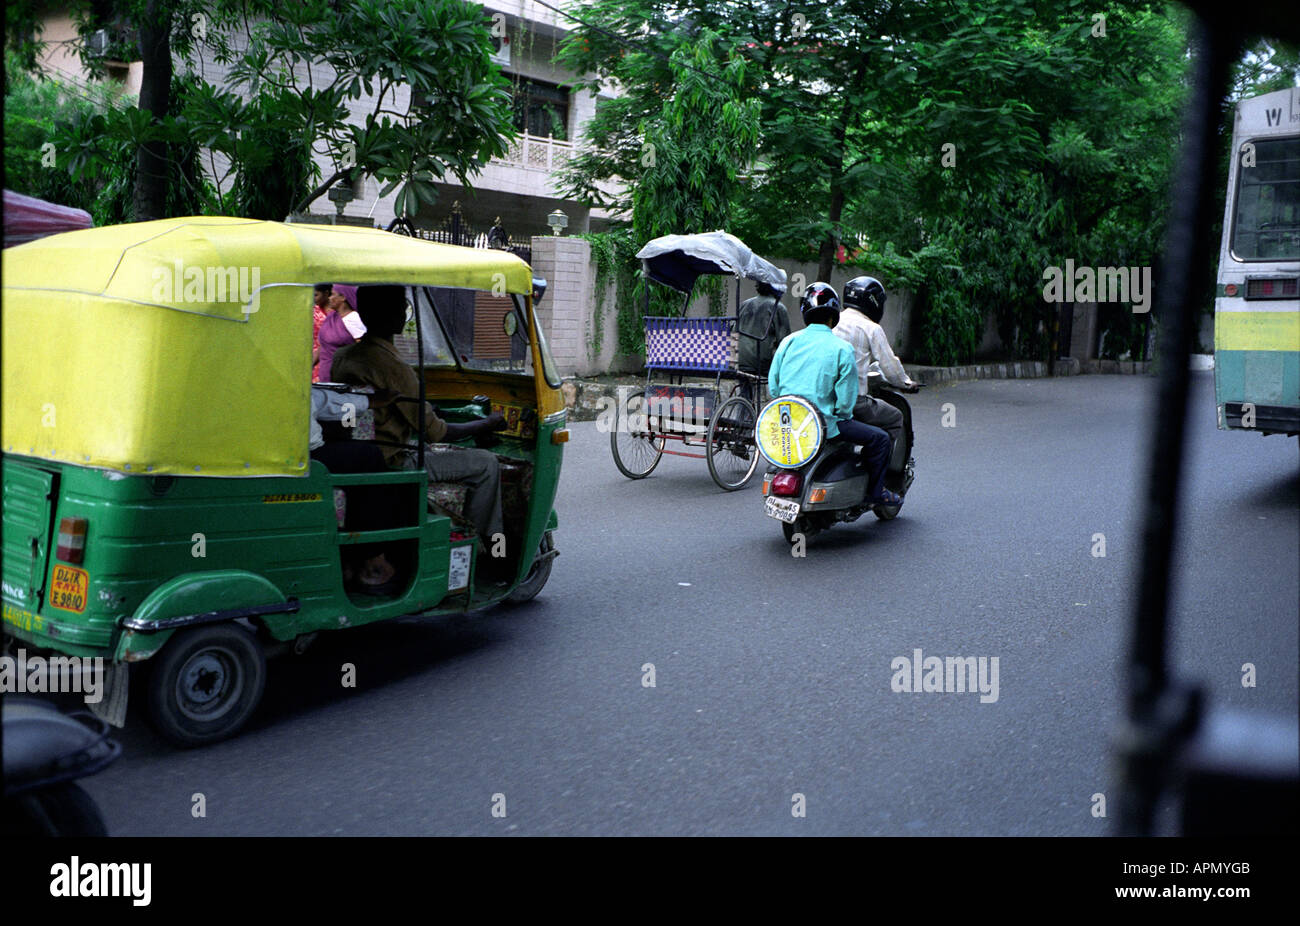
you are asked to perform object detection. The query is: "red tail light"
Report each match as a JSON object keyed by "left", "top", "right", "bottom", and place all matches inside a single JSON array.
[
  {"left": 1245, "top": 277, "right": 1299, "bottom": 300},
  {"left": 771, "top": 473, "right": 802, "bottom": 496},
  {"left": 56, "top": 517, "right": 87, "bottom": 564}
]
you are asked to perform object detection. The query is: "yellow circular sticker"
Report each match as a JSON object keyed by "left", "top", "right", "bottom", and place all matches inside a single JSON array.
[{"left": 756, "top": 395, "right": 824, "bottom": 468}]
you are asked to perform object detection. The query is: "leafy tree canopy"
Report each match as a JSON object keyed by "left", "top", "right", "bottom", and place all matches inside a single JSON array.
[{"left": 6, "top": 0, "right": 517, "bottom": 221}]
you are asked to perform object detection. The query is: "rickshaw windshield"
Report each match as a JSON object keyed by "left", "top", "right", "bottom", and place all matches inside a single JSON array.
[{"left": 413, "top": 285, "right": 555, "bottom": 383}]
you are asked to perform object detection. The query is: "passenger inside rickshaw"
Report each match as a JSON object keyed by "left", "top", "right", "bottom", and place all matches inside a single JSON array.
[{"left": 309, "top": 382, "right": 409, "bottom": 595}]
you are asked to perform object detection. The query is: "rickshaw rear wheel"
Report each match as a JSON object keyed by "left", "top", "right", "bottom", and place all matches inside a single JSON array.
[
  {"left": 507, "top": 530, "right": 555, "bottom": 604},
  {"left": 706, "top": 396, "right": 759, "bottom": 490},
  {"left": 145, "top": 623, "right": 266, "bottom": 748},
  {"left": 611, "top": 390, "right": 665, "bottom": 479}
]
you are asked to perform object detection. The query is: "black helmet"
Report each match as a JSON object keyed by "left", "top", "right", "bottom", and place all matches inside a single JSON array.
[
  {"left": 799, "top": 282, "right": 840, "bottom": 327},
  {"left": 843, "top": 275, "right": 887, "bottom": 323}
]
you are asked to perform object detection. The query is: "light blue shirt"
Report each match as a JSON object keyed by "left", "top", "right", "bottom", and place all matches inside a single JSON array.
[{"left": 767, "top": 323, "right": 858, "bottom": 438}]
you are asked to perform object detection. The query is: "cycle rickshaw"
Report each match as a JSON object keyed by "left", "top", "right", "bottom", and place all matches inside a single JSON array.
[{"left": 609, "top": 232, "right": 788, "bottom": 490}]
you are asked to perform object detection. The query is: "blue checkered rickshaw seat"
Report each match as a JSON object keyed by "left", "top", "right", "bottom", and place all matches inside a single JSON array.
[{"left": 644, "top": 317, "right": 739, "bottom": 372}]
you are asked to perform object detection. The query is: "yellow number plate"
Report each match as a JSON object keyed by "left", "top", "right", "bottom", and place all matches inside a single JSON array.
[{"left": 48, "top": 565, "right": 88, "bottom": 613}]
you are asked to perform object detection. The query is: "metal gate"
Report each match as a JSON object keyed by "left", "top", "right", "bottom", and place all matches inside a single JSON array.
[{"left": 387, "top": 201, "right": 532, "bottom": 266}]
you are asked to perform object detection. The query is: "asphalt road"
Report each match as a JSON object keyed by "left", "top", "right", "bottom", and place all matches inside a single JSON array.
[{"left": 85, "top": 371, "right": 1298, "bottom": 835}]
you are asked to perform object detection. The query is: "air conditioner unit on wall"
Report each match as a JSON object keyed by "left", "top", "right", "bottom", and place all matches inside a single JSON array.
[
  {"left": 87, "top": 29, "right": 109, "bottom": 58},
  {"left": 490, "top": 35, "right": 511, "bottom": 68}
]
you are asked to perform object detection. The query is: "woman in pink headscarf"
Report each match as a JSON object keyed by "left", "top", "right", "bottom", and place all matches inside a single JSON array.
[{"left": 316, "top": 283, "right": 367, "bottom": 382}]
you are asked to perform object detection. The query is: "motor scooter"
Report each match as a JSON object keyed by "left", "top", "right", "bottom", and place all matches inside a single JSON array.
[{"left": 758, "top": 374, "right": 919, "bottom": 543}]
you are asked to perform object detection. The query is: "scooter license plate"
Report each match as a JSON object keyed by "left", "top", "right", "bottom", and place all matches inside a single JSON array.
[{"left": 765, "top": 496, "right": 800, "bottom": 523}]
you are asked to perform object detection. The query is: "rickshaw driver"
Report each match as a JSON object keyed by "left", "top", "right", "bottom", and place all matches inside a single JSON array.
[
  {"left": 331, "top": 285, "right": 510, "bottom": 563},
  {"left": 736, "top": 280, "right": 791, "bottom": 402},
  {"left": 768, "top": 283, "right": 901, "bottom": 509}
]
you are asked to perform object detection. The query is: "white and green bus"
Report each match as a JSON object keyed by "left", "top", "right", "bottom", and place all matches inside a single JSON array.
[{"left": 1214, "top": 86, "right": 1300, "bottom": 437}]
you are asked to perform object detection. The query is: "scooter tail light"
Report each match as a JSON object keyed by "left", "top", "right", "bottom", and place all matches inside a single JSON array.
[
  {"left": 56, "top": 517, "right": 87, "bottom": 564},
  {"left": 771, "top": 473, "right": 801, "bottom": 496}
]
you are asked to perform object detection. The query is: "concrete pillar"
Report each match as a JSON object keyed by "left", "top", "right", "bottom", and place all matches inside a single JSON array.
[{"left": 530, "top": 235, "right": 591, "bottom": 376}]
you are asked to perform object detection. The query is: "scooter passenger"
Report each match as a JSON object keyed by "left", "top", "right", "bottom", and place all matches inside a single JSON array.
[
  {"left": 835, "top": 275, "right": 918, "bottom": 459},
  {"left": 767, "top": 282, "right": 901, "bottom": 509}
]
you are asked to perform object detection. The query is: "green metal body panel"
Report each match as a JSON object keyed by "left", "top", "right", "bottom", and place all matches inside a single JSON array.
[{"left": 3, "top": 419, "right": 563, "bottom": 662}]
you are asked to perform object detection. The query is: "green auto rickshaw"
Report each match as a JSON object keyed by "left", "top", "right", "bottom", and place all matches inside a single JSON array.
[{"left": 2, "top": 217, "right": 567, "bottom": 746}]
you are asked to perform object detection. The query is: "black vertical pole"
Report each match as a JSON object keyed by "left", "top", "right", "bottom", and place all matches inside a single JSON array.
[
  {"left": 1115, "top": 14, "right": 1241, "bottom": 836},
  {"left": 416, "top": 289, "right": 425, "bottom": 476}
]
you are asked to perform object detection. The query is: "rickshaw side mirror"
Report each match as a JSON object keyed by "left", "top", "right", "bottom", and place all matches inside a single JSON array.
[{"left": 532, "top": 277, "right": 547, "bottom": 305}]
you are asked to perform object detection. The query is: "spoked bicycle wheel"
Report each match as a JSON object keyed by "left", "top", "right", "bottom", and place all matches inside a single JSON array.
[
  {"left": 611, "top": 390, "right": 665, "bottom": 479},
  {"left": 706, "top": 395, "right": 759, "bottom": 490}
]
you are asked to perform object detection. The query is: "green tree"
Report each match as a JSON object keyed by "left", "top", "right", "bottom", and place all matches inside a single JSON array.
[
  {"left": 895, "top": 1, "right": 1190, "bottom": 362},
  {"left": 561, "top": 0, "right": 1196, "bottom": 365},
  {"left": 562, "top": 23, "right": 759, "bottom": 350},
  {"left": 6, "top": 0, "right": 517, "bottom": 222},
  {"left": 4, "top": 51, "right": 104, "bottom": 210},
  {"left": 218, "top": 0, "right": 517, "bottom": 218}
]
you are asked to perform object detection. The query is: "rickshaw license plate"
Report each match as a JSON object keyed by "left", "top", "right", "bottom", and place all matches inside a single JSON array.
[
  {"left": 448, "top": 546, "right": 472, "bottom": 590},
  {"left": 48, "top": 565, "right": 88, "bottom": 613},
  {"left": 764, "top": 497, "right": 800, "bottom": 523}
]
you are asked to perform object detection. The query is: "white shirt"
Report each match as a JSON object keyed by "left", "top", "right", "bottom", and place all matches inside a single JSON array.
[
  {"left": 833, "top": 307, "right": 915, "bottom": 393},
  {"left": 310, "top": 388, "right": 370, "bottom": 450}
]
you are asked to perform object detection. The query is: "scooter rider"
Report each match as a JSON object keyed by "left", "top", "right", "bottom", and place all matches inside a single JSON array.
[
  {"left": 835, "top": 276, "right": 918, "bottom": 460},
  {"left": 768, "top": 282, "right": 902, "bottom": 509}
]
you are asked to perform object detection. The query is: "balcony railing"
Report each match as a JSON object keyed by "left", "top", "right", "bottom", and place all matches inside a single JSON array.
[{"left": 495, "top": 132, "right": 576, "bottom": 173}]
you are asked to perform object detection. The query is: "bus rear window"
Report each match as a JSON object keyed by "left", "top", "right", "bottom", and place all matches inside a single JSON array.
[{"left": 1231, "top": 136, "right": 1300, "bottom": 261}]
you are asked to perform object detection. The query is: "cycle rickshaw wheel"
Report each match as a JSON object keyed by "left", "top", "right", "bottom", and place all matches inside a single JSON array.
[
  {"left": 706, "top": 395, "right": 759, "bottom": 490},
  {"left": 611, "top": 389, "right": 665, "bottom": 479}
]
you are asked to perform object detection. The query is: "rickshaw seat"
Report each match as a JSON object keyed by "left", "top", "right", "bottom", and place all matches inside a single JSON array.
[
  {"left": 424, "top": 454, "right": 535, "bottom": 536},
  {"left": 427, "top": 482, "right": 471, "bottom": 524},
  {"left": 352, "top": 407, "right": 376, "bottom": 441},
  {"left": 644, "top": 317, "right": 739, "bottom": 374}
]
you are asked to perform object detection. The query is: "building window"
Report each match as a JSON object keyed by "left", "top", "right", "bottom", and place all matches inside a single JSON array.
[{"left": 510, "top": 77, "right": 569, "bottom": 141}]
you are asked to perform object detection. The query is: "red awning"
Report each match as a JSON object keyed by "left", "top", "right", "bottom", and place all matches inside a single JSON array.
[{"left": 4, "top": 189, "right": 93, "bottom": 247}]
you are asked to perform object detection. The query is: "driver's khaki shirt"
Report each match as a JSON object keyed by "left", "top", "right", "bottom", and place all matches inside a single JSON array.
[{"left": 331, "top": 337, "right": 448, "bottom": 465}]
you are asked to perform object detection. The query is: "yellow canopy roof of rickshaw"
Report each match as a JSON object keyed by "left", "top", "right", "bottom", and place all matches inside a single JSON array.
[{"left": 2, "top": 217, "right": 534, "bottom": 477}]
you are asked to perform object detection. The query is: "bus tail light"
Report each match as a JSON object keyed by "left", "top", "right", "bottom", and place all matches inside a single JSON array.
[
  {"left": 1244, "top": 277, "right": 1299, "bottom": 300},
  {"left": 56, "top": 517, "right": 87, "bottom": 564}
]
